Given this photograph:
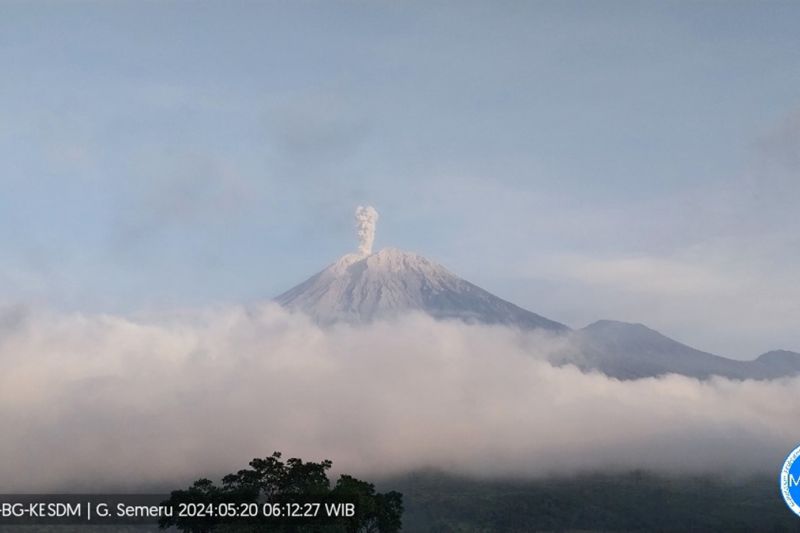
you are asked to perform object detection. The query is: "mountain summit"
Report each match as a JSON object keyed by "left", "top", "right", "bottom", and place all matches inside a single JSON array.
[
  {"left": 276, "top": 247, "right": 568, "bottom": 331},
  {"left": 276, "top": 206, "right": 566, "bottom": 330}
]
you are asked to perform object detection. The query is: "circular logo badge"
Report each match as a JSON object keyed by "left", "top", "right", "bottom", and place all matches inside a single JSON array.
[{"left": 781, "top": 444, "right": 800, "bottom": 517}]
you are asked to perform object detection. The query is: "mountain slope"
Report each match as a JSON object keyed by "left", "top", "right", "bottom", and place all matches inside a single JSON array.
[
  {"left": 276, "top": 248, "right": 568, "bottom": 332},
  {"left": 566, "top": 320, "right": 800, "bottom": 380},
  {"left": 752, "top": 349, "right": 800, "bottom": 379}
]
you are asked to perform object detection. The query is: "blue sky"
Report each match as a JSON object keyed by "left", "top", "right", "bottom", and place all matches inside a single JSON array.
[{"left": 1, "top": 1, "right": 799, "bottom": 357}]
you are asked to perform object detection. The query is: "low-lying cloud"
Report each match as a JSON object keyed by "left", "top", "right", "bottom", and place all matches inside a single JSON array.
[{"left": 0, "top": 304, "right": 798, "bottom": 492}]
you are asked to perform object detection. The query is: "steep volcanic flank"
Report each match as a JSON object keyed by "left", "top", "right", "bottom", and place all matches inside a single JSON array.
[{"left": 276, "top": 248, "right": 568, "bottom": 332}]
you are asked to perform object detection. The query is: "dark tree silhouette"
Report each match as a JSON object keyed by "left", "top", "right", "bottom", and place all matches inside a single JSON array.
[
  {"left": 159, "top": 452, "right": 402, "bottom": 533},
  {"left": 331, "top": 475, "right": 403, "bottom": 533}
]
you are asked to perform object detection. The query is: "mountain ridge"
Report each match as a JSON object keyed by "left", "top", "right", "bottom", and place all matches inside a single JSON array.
[{"left": 567, "top": 319, "right": 800, "bottom": 380}]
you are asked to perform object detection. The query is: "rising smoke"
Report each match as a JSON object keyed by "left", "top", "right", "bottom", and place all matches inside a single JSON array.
[
  {"left": 0, "top": 304, "right": 798, "bottom": 492},
  {"left": 355, "top": 206, "right": 379, "bottom": 256}
]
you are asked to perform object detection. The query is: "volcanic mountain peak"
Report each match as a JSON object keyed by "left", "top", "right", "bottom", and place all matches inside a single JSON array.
[
  {"left": 275, "top": 207, "right": 567, "bottom": 330},
  {"left": 276, "top": 246, "right": 568, "bottom": 331}
]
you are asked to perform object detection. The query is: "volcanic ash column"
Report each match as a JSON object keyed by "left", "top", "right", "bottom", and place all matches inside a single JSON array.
[{"left": 355, "top": 206, "right": 379, "bottom": 256}]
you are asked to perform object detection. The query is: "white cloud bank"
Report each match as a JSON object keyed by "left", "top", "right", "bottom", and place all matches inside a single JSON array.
[{"left": 0, "top": 304, "right": 798, "bottom": 492}]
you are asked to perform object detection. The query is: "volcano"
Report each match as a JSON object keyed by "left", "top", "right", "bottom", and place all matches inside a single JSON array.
[
  {"left": 276, "top": 247, "right": 568, "bottom": 331},
  {"left": 276, "top": 206, "right": 800, "bottom": 381}
]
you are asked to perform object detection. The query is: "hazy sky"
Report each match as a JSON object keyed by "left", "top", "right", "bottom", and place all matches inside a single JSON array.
[{"left": 1, "top": 1, "right": 799, "bottom": 357}]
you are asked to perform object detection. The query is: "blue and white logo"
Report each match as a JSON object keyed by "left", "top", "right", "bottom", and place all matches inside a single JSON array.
[{"left": 781, "top": 444, "right": 800, "bottom": 517}]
